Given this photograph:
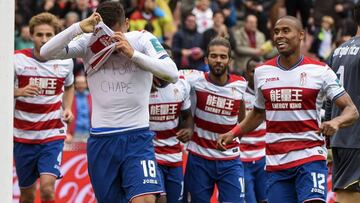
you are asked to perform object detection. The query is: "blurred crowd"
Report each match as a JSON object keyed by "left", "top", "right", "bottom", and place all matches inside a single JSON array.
[{"left": 15, "top": 0, "right": 360, "bottom": 140}]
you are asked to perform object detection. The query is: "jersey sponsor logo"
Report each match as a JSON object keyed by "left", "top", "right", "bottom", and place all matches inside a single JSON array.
[
  {"left": 265, "top": 77, "right": 280, "bottom": 83},
  {"left": 269, "top": 88, "right": 302, "bottom": 109},
  {"left": 149, "top": 103, "right": 181, "bottom": 121},
  {"left": 150, "top": 38, "right": 165, "bottom": 53},
  {"left": 29, "top": 77, "right": 58, "bottom": 95},
  {"left": 333, "top": 45, "right": 360, "bottom": 58},
  {"left": 205, "top": 94, "right": 235, "bottom": 116}
]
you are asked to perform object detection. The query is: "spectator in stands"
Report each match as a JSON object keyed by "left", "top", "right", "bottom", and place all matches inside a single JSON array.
[
  {"left": 233, "top": 14, "right": 266, "bottom": 74},
  {"left": 192, "top": 0, "right": 214, "bottom": 33},
  {"left": 64, "top": 11, "right": 80, "bottom": 28},
  {"left": 243, "top": 0, "right": 276, "bottom": 39},
  {"left": 71, "top": 0, "right": 93, "bottom": 20},
  {"left": 211, "top": 0, "right": 237, "bottom": 27},
  {"left": 285, "top": 0, "right": 312, "bottom": 28},
  {"left": 67, "top": 74, "right": 91, "bottom": 143},
  {"left": 172, "top": 13, "right": 205, "bottom": 70},
  {"left": 130, "top": 0, "right": 175, "bottom": 43},
  {"left": 15, "top": 25, "right": 33, "bottom": 50},
  {"left": 309, "top": 15, "right": 336, "bottom": 61},
  {"left": 202, "top": 11, "right": 236, "bottom": 51}
]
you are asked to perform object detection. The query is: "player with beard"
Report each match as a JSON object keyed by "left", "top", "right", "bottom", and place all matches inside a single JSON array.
[
  {"left": 182, "top": 37, "right": 247, "bottom": 203},
  {"left": 218, "top": 16, "right": 358, "bottom": 203}
]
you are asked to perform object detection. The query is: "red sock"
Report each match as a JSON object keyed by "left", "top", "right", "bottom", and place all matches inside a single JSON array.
[{"left": 41, "top": 200, "right": 55, "bottom": 203}]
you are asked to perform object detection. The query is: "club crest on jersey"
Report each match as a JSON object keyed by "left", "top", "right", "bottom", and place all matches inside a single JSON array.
[
  {"left": 300, "top": 72, "right": 307, "bottom": 86},
  {"left": 53, "top": 64, "right": 59, "bottom": 72}
]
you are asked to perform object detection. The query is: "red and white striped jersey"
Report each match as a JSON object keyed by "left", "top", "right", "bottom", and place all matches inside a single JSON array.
[
  {"left": 240, "top": 87, "right": 266, "bottom": 162},
  {"left": 183, "top": 70, "right": 247, "bottom": 160},
  {"left": 14, "top": 49, "right": 74, "bottom": 144},
  {"left": 254, "top": 56, "right": 345, "bottom": 171},
  {"left": 149, "top": 78, "right": 191, "bottom": 167}
]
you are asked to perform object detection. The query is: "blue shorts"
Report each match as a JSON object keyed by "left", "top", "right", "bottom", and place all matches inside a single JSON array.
[
  {"left": 87, "top": 128, "right": 163, "bottom": 202},
  {"left": 267, "top": 160, "right": 327, "bottom": 203},
  {"left": 184, "top": 153, "right": 244, "bottom": 203},
  {"left": 243, "top": 157, "right": 267, "bottom": 203},
  {"left": 14, "top": 140, "right": 64, "bottom": 188},
  {"left": 158, "top": 164, "right": 184, "bottom": 202}
]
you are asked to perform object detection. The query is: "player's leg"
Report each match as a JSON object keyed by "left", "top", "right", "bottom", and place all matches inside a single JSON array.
[
  {"left": 37, "top": 140, "right": 65, "bottom": 202},
  {"left": 87, "top": 135, "right": 126, "bottom": 202},
  {"left": 122, "top": 129, "right": 163, "bottom": 203},
  {"left": 243, "top": 161, "right": 257, "bottom": 203},
  {"left": 19, "top": 184, "right": 37, "bottom": 203},
  {"left": 267, "top": 170, "right": 297, "bottom": 203},
  {"left": 184, "top": 153, "right": 215, "bottom": 203},
  {"left": 39, "top": 175, "right": 57, "bottom": 201},
  {"left": 253, "top": 157, "right": 268, "bottom": 203},
  {"left": 216, "top": 159, "right": 245, "bottom": 203},
  {"left": 163, "top": 166, "right": 184, "bottom": 203},
  {"left": 14, "top": 142, "right": 41, "bottom": 202},
  {"left": 296, "top": 160, "right": 327, "bottom": 203},
  {"left": 156, "top": 164, "right": 167, "bottom": 203},
  {"left": 332, "top": 148, "right": 360, "bottom": 203}
]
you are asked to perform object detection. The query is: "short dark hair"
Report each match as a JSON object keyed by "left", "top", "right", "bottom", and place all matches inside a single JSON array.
[
  {"left": 246, "top": 56, "right": 262, "bottom": 71},
  {"left": 353, "top": 3, "right": 360, "bottom": 26},
  {"left": 96, "top": 1, "right": 125, "bottom": 28},
  {"left": 206, "top": 37, "right": 232, "bottom": 57}
]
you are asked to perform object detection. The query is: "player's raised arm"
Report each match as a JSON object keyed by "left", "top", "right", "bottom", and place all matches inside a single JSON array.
[
  {"left": 111, "top": 31, "right": 179, "bottom": 83},
  {"left": 40, "top": 12, "right": 102, "bottom": 60}
]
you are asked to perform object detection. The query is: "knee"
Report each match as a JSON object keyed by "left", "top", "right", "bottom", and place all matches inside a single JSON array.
[
  {"left": 20, "top": 193, "right": 36, "bottom": 203},
  {"left": 132, "top": 194, "right": 156, "bottom": 203},
  {"left": 20, "top": 187, "right": 36, "bottom": 203},
  {"left": 40, "top": 183, "right": 55, "bottom": 200}
]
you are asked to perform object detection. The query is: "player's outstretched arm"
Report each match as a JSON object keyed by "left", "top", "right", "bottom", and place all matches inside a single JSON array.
[
  {"left": 111, "top": 32, "right": 178, "bottom": 83},
  {"left": 40, "top": 12, "right": 102, "bottom": 60},
  {"left": 318, "top": 92, "right": 359, "bottom": 136},
  {"left": 217, "top": 107, "right": 265, "bottom": 151}
]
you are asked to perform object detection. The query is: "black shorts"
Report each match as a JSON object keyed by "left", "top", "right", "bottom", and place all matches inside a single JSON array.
[{"left": 332, "top": 148, "right": 360, "bottom": 192}]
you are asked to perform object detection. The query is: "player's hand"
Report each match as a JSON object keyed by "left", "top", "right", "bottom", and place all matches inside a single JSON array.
[
  {"left": 176, "top": 128, "right": 193, "bottom": 143},
  {"left": 111, "top": 32, "right": 134, "bottom": 58},
  {"left": 217, "top": 132, "right": 235, "bottom": 151},
  {"left": 15, "top": 84, "right": 41, "bottom": 97},
  {"left": 62, "top": 109, "right": 74, "bottom": 124},
  {"left": 79, "top": 12, "right": 102, "bottom": 33},
  {"left": 317, "top": 120, "right": 340, "bottom": 136},
  {"left": 65, "top": 133, "right": 73, "bottom": 144}
]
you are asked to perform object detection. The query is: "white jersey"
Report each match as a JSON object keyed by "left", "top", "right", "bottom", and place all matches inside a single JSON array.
[
  {"left": 183, "top": 70, "right": 247, "bottom": 160},
  {"left": 149, "top": 77, "right": 191, "bottom": 167},
  {"left": 254, "top": 56, "right": 345, "bottom": 171},
  {"left": 64, "top": 28, "right": 169, "bottom": 134},
  {"left": 240, "top": 88, "right": 266, "bottom": 162},
  {"left": 14, "top": 48, "right": 74, "bottom": 143}
]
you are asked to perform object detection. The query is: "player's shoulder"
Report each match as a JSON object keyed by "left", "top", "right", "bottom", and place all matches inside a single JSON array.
[
  {"left": 301, "top": 56, "right": 326, "bottom": 67},
  {"left": 14, "top": 48, "right": 32, "bottom": 58},
  {"left": 228, "top": 74, "right": 246, "bottom": 84}
]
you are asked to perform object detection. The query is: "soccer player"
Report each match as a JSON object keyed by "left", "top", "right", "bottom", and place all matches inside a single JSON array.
[
  {"left": 327, "top": 3, "right": 360, "bottom": 202},
  {"left": 149, "top": 76, "right": 193, "bottom": 203},
  {"left": 14, "top": 13, "right": 74, "bottom": 203},
  {"left": 149, "top": 44, "right": 193, "bottom": 203},
  {"left": 40, "top": 2, "right": 178, "bottom": 203},
  {"left": 240, "top": 57, "right": 267, "bottom": 203},
  {"left": 217, "top": 16, "right": 359, "bottom": 203},
  {"left": 183, "top": 37, "right": 247, "bottom": 203}
]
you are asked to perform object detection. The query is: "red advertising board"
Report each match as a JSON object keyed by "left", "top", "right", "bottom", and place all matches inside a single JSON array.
[{"left": 12, "top": 143, "right": 336, "bottom": 203}]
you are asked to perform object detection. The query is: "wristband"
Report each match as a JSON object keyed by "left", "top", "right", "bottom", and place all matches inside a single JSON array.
[{"left": 230, "top": 125, "right": 243, "bottom": 137}]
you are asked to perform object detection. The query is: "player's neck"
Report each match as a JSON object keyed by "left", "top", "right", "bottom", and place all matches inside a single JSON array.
[
  {"left": 33, "top": 49, "right": 47, "bottom": 62},
  {"left": 356, "top": 27, "right": 360, "bottom": 37},
  {"left": 278, "top": 53, "right": 301, "bottom": 69},
  {"left": 209, "top": 73, "right": 228, "bottom": 86}
]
